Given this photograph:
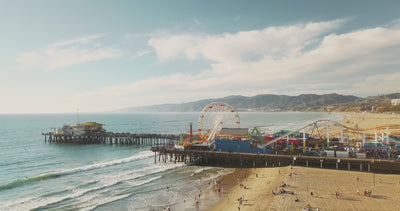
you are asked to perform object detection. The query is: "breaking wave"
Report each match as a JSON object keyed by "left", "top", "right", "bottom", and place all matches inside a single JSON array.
[{"left": 0, "top": 150, "right": 154, "bottom": 191}]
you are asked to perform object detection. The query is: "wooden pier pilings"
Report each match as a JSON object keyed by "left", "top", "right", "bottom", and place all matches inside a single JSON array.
[
  {"left": 42, "top": 132, "right": 180, "bottom": 146},
  {"left": 151, "top": 147, "right": 400, "bottom": 174}
]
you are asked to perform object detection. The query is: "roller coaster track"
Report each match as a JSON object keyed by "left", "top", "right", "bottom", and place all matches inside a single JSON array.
[{"left": 259, "top": 120, "right": 400, "bottom": 148}]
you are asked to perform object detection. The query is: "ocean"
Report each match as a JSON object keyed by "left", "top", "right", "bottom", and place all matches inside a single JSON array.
[{"left": 0, "top": 112, "right": 342, "bottom": 210}]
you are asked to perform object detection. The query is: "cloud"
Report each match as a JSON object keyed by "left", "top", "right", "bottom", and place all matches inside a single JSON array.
[
  {"left": 57, "top": 19, "right": 400, "bottom": 112},
  {"left": 132, "top": 49, "right": 153, "bottom": 59},
  {"left": 61, "top": 73, "right": 245, "bottom": 111},
  {"left": 148, "top": 19, "right": 346, "bottom": 63},
  {"left": 387, "top": 18, "right": 400, "bottom": 29},
  {"left": 53, "top": 34, "right": 106, "bottom": 47},
  {"left": 146, "top": 19, "right": 400, "bottom": 95},
  {"left": 353, "top": 72, "right": 400, "bottom": 95},
  {"left": 17, "top": 34, "right": 121, "bottom": 70}
]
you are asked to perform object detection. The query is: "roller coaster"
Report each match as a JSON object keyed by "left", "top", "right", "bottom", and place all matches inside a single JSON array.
[
  {"left": 260, "top": 119, "right": 400, "bottom": 148},
  {"left": 175, "top": 101, "right": 400, "bottom": 151}
]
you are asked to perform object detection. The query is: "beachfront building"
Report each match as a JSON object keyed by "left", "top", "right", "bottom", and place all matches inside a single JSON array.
[
  {"left": 392, "top": 99, "right": 400, "bottom": 106},
  {"left": 56, "top": 122, "right": 105, "bottom": 136}
]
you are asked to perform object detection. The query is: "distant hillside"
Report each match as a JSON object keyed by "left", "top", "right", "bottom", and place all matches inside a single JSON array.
[
  {"left": 327, "top": 93, "right": 400, "bottom": 112},
  {"left": 115, "top": 93, "right": 378, "bottom": 112}
]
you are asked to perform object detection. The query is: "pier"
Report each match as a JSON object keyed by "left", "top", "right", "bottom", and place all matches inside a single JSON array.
[
  {"left": 151, "top": 147, "right": 400, "bottom": 174},
  {"left": 42, "top": 132, "right": 179, "bottom": 146},
  {"left": 42, "top": 121, "right": 180, "bottom": 146}
]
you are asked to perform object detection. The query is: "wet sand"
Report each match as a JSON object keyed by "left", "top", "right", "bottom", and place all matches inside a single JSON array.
[
  {"left": 167, "top": 168, "right": 235, "bottom": 211},
  {"left": 210, "top": 167, "right": 282, "bottom": 211}
]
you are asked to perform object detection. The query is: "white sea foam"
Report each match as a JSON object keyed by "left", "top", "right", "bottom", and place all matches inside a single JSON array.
[
  {"left": 79, "top": 194, "right": 131, "bottom": 211},
  {"left": 0, "top": 150, "right": 155, "bottom": 191},
  {"left": 54, "top": 150, "right": 154, "bottom": 176},
  {"left": 0, "top": 153, "right": 183, "bottom": 211},
  {"left": 190, "top": 167, "right": 214, "bottom": 176},
  {"left": 0, "top": 180, "right": 129, "bottom": 211},
  {"left": 78, "top": 176, "right": 163, "bottom": 211}
]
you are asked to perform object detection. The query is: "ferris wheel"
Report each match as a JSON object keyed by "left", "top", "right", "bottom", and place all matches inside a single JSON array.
[{"left": 198, "top": 102, "right": 240, "bottom": 137}]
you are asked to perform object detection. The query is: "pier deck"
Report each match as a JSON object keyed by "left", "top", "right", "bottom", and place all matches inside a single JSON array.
[
  {"left": 151, "top": 147, "right": 400, "bottom": 174},
  {"left": 42, "top": 132, "right": 179, "bottom": 146}
]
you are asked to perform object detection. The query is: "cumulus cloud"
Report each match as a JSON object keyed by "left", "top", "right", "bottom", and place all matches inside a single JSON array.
[
  {"left": 148, "top": 19, "right": 345, "bottom": 62},
  {"left": 17, "top": 34, "right": 121, "bottom": 70},
  {"left": 146, "top": 19, "right": 400, "bottom": 96},
  {"left": 58, "top": 19, "right": 400, "bottom": 111}
]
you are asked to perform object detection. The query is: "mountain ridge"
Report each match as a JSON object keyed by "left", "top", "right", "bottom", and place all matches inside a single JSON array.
[{"left": 114, "top": 93, "right": 400, "bottom": 113}]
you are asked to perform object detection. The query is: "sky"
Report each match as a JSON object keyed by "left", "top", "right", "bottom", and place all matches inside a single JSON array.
[{"left": 1, "top": 0, "right": 400, "bottom": 113}]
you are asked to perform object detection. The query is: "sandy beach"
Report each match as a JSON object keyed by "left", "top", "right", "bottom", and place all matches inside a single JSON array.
[
  {"left": 208, "top": 112, "right": 400, "bottom": 211},
  {"left": 340, "top": 112, "right": 400, "bottom": 137},
  {"left": 210, "top": 167, "right": 282, "bottom": 211},
  {"left": 210, "top": 166, "right": 400, "bottom": 211}
]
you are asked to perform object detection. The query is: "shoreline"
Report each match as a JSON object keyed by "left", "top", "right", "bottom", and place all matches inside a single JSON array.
[
  {"left": 167, "top": 167, "right": 235, "bottom": 211},
  {"left": 210, "top": 167, "right": 285, "bottom": 211}
]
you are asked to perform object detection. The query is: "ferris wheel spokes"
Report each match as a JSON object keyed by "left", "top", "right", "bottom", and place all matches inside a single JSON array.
[{"left": 198, "top": 102, "right": 240, "bottom": 136}]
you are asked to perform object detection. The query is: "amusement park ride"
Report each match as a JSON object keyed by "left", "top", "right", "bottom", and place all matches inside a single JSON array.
[
  {"left": 176, "top": 102, "right": 240, "bottom": 150},
  {"left": 175, "top": 102, "right": 400, "bottom": 154}
]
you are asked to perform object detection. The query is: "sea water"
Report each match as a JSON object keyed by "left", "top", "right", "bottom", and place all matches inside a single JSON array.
[{"left": 0, "top": 112, "right": 342, "bottom": 210}]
